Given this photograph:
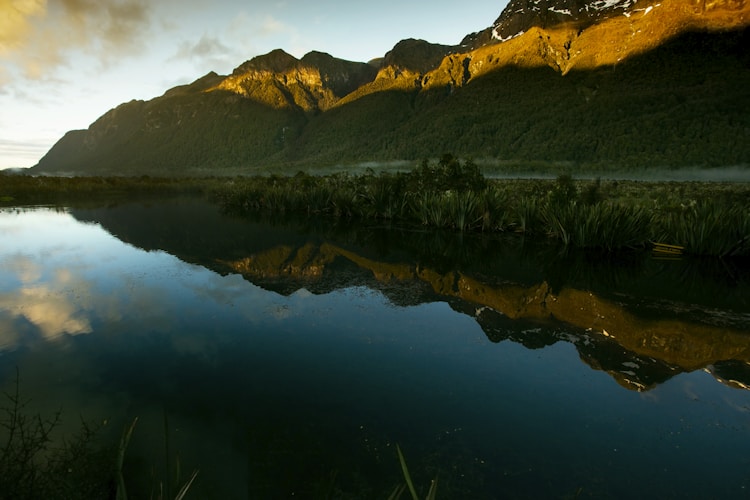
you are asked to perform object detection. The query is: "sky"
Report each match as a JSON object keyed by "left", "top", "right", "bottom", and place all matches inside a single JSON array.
[{"left": 0, "top": 0, "right": 509, "bottom": 169}]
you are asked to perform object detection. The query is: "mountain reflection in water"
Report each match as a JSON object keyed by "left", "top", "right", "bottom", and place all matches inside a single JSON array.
[
  {"left": 70, "top": 199, "right": 750, "bottom": 392},
  {"left": 1, "top": 199, "right": 749, "bottom": 499}
]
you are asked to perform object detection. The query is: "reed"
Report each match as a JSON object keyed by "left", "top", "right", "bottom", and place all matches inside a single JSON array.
[
  {"left": 4, "top": 165, "right": 749, "bottom": 258},
  {"left": 447, "top": 191, "right": 481, "bottom": 231},
  {"left": 543, "top": 201, "right": 653, "bottom": 250},
  {"left": 388, "top": 445, "right": 438, "bottom": 500},
  {"left": 655, "top": 200, "right": 750, "bottom": 257},
  {"left": 514, "top": 196, "right": 543, "bottom": 234},
  {"left": 476, "top": 188, "right": 512, "bottom": 232},
  {"left": 115, "top": 416, "right": 198, "bottom": 500},
  {"left": 412, "top": 192, "right": 448, "bottom": 228}
]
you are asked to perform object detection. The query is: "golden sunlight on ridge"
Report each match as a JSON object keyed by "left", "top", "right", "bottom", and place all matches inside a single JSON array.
[{"left": 216, "top": 241, "right": 750, "bottom": 380}]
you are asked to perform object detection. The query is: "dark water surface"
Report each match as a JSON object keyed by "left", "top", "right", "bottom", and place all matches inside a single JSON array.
[{"left": 1, "top": 199, "right": 749, "bottom": 499}]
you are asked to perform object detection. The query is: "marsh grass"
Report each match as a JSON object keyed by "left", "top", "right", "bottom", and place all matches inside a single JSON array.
[
  {"left": 3, "top": 165, "right": 749, "bottom": 257},
  {"left": 543, "top": 201, "right": 654, "bottom": 251},
  {"left": 447, "top": 191, "right": 481, "bottom": 231},
  {"left": 413, "top": 192, "right": 449, "bottom": 228},
  {"left": 115, "top": 415, "right": 198, "bottom": 500},
  {"left": 656, "top": 201, "right": 750, "bottom": 257},
  {"left": 0, "top": 173, "right": 214, "bottom": 207},
  {"left": 389, "top": 445, "right": 438, "bottom": 500}
]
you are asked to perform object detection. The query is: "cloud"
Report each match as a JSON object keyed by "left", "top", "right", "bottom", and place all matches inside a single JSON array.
[
  {"left": 169, "top": 33, "right": 243, "bottom": 76},
  {"left": 0, "top": 0, "right": 46, "bottom": 55},
  {"left": 225, "top": 11, "right": 306, "bottom": 58},
  {"left": 172, "top": 34, "right": 232, "bottom": 68},
  {"left": 0, "top": 271, "right": 94, "bottom": 344},
  {"left": 256, "top": 14, "right": 288, "bottom": 37},
  {"left": 0, "top": 0, "right": 152, "bottom": 81},
  {"left": 170, "top": 11, "right": 303, "bottom": 74},
  {"left": 227, "top": 12, "right": 296, "bottom": 40}
]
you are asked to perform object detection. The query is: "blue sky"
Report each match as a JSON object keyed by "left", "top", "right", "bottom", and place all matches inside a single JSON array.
[{"left": 0, "top": 0, "right": 508, "bottom": 169}]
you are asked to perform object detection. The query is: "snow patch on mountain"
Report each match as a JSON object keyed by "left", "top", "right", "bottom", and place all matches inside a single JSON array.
[
  {"left": 588, "top": 0, "right": 635, "bottom": 11},
  {"left": 549, "top": 7, "right": 573, "bottom": 15},
  {"left": 493, "top": 28, "right": 526, "bottom": 42},
  {"left": 491, "top": 0, "right": 645, "bottom": 43}
]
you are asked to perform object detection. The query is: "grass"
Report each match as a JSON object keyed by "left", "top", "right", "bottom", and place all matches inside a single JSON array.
[
  {"left": 389, "top": 445, "right": 438, "bottom": 500},
  {"left": 656, "top": 200, "right": 750, "bottom": 257},
  {"left": 212, "top": 166, "right": 750, "bottom": 257},
  {"left": 2, "top": 163, "right": 749, "bottom": 257},
  {"left": 0, "top": 173, "right": 217, "bottom": 207},
  {"left": 115, "top": 416, "right": 198, "bottom": 500}
]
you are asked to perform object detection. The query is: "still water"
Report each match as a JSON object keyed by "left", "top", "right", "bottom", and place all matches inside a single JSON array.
[{"left": 1, "top": 199, "right": 749, "bottom": 499}]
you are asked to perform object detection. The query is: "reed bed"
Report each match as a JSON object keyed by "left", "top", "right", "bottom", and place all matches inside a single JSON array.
[
  {"left": 213, "top": 165, "right": 750, "bottom": 257},
  {"left": 3, "top": 162, "right": 749, "bottom": 257},
  {"left": 655, "top": 200, "right": 750, "bottom": 257}
]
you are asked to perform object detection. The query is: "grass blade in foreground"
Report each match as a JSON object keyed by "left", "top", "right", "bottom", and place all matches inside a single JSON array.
[{"left": 394, "top": 444, "right": 438, "bottom": 500}]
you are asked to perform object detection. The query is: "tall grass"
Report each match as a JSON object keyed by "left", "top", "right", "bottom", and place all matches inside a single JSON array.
[
  {"left": 389, "top": 445, "right": 438, "bottom": 500},
  {"left": 3, "top": 165, "right": 749, "bottom": 257},
  {"left": 656, "top": 200, "right": 750, "bottom": 257},
  {"left": 413, "top": 192, "right": 448, "bottom": 227},
  {"left": 515, "top": 196, "right": 543, "bottom": 234},
  {"left": 447, "top": 191, "right": 480, "bottom": 231},
  {"left": 543, "top": 201, "right": 653, "bottom": 251}
]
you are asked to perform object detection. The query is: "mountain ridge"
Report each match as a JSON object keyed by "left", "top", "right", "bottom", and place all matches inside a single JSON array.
[{"left": 32, "top": 0, "right": 750, "bottom": 176}]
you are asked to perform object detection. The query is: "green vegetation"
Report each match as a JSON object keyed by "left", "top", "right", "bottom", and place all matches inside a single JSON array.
[
  {"left": 212, "top": 158, "right": 750, "bottom": 257},
  {"left": 2, "top": 161, "right": 749, "bottom": 257},
  {"left": 390, "top": 445, "right": 438, "bottom": 500},
  {"left": 30, "top": 29, "right": 750, "bottom": 176},
  {"left": 115, "top": 417, "right": 198, "bottom": 500},
  {"left": 0, "top": 173, "right": 217, "bottom": 207}
]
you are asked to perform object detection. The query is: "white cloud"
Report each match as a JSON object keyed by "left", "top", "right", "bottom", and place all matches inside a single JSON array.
[
  {"left": 0, "top": 0, "right": 47, "bottom": 55},
  {"left": 228, "top": 11, "right": 302, "bottom": 55},
  {"left": 171, "top": 34, "right": 235, "bottom": 73},
  {"left": 0, "top": 0, "right": 153, "bottom": 82}
]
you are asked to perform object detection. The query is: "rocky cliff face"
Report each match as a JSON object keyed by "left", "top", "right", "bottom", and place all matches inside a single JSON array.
[
  {"left": 491, "top": 0, "right": 640, "bottom": 41},
  {"left": 215, "top": 49, "right": 378, "bottom": 112}
]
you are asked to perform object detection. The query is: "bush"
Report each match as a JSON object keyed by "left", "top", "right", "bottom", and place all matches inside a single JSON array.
[{"left": 0, "top": 371, "right": 115, "bottom": 499}]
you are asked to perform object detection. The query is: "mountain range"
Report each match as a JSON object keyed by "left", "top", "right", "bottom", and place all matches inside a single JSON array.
[{"left": 32, "top": 0, "right": 750, "bottom": 176}]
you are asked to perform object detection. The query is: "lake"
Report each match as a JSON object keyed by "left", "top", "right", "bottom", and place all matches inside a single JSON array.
[{"left": 1, "top": 198, "right": 749, "bottom": 499}]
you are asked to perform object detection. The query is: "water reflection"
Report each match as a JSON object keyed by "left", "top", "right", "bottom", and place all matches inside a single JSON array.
[
  {"left": 68, "top": 199, "right": 750, "bottom": 392},
  {"left": 1, "top": 202, "right": 749, "bottom": 499}
]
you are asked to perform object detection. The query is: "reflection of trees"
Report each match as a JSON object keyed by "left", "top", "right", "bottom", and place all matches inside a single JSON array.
[{"left": 70, "top": 201, "right": 750, "bottom": 391}]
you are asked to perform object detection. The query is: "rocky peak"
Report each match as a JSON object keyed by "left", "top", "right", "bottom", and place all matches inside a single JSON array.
[
  {"left": 299, "top": 51, "right": 378, "bottom": 97},
  {"left": 215, "top": 49, "right": 378, "bottom": 112},
  {"left": 232, "top": 49, "right": 299, "bottom": 76},
  {"left": 381, "top": 39, "right": 457, "bottom": 74},
  {"left": 163, "top": 71, "right": 225, "bottom": 98},
  {"left": 491, "top": 0, "right": 641, "bottom": 41}
]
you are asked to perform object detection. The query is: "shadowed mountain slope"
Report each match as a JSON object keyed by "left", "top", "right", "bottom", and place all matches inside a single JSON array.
[{"left": 32, "top": 0, "right": 750, "bottom": 176}]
